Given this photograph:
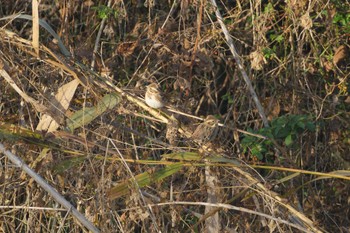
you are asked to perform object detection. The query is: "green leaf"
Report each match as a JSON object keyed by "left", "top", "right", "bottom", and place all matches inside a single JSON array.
[
  {"left": 274, "top": 34, "right": 284, "bottom": 43},
  {"left": 251, "top": 145, "right": 264, "bottom": 160},
  {"left": 107, "top": 163, "right": 183, "bottom": 200},
  {"left": 306, "top": 122, "right": 316, "bottom": 131},
  {"left": 285, "top": 134, "right": 293, "bottom": 146},
  {"left": 54, "top": 156, "right": 86, "bottom": 174},
  {"left": 263, "top": 3, "right": 274, "bottom": 14},
  {"left": 296, "top": 120, "right": 305, "bottom": 129},
  {"left": 66, "top": 93, "right": 120, "bottom": 131},
  {"left": 263, "top": 47, "right": 275, "bottom": 59},
  {"left": 276, "top": 126, "right": 290, "bottom": 138},
  {"left": 222, "top": 93, "right": 234, "bottom": 104},
  {"left": 93, "top": 5, "right": 113, "bottom": 19},
  {"left": 253, "top": 152, "right": 263, "bottom": 161},
  {"left": 162, "top": 152, "right": 202, "bottom": 161}
]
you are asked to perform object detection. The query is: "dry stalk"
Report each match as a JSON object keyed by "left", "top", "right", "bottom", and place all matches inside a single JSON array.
[
  {"left": 209, "top": 0, "right": 269, "bottom": 127},
  {"left": 0, "top": 143, "right": 100, "bottom": 233}
]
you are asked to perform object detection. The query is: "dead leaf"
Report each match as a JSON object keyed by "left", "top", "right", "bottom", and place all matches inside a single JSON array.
[
  {"left": 333, "top": 45, "right": 349, "bottom": 66},
  {"left": 117, "top": 40, "right": 139, "bottom": 57},
  {"left": 250, "top": 50, "right": 267, "bottom": 71},
  {"left": 183, "top": 38, "right": 191, "bottom": 50},
  {"left": 195, "top": 50, "right": 214, "bottom": 72},
  {"left": 262, "top": 97, "right": 280, "bottom": 120},
  {"left": 166, "top": 115, "right": 179, "bottom": 146},
  {"left": 84, "top": 0, "right": 94, "bottom": 7},
  {"left": 323, "top": 60, "right": 334, "bottom": 72},
  {"left": 36, "top": 79, "right": 80, "bottom": 132},
  {"left": 344, "top": 96, "right": 350, "bottom": 104},
  {"left": 173, "top": 77, "right": 191, "bottom": 91},
  {"left": 300, "top": 12, "right": 313, "bottom": 30}
]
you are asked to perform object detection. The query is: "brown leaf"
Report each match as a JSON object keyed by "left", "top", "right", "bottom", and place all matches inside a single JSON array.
[
  {"left": 250, "top": 50, "right": 267, "bottom": 71},
  {"left": 166, "top": 116, "right": 179, "bottom": 146},
  {"left": 300, "top": 12, "right": 313, "bottom": 30},
  {"left": 37, "top": 79, "right": 80, "bottom": 132},
  {"left": 173, "top": 77, "right": 191, "bottom": 91},
  {"left": 262, "top": 97, "right": 280, "bottom": 121},
  {"left": 117, "top": 40, "right": 139, "bottom": 57},
  {"left": 333, "top": 45, "right": 349, "bottom": 65},
  {"left": 323, "top": 60, "right": 334, "bottom": 72}
]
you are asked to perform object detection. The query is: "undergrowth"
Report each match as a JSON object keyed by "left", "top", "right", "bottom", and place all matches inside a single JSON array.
[{"left": 0, "top": 0, "right": 349, "bottom": 232}]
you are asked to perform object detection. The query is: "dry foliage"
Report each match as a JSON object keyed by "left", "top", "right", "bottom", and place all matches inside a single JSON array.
[{"left": 0, "top": 1, "right": 349, "bottom": 232}]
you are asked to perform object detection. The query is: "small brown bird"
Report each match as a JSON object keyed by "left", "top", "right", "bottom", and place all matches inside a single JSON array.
[
  {"left": 145, "top": 83, "right": 164, "bottom": 109},
  {"left": 192, "top": 115, "right": 219, "bottom": 144}
]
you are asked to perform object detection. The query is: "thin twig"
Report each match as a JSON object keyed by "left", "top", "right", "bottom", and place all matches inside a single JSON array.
[{"left": 90, "top": 0, "right": 113, "bottom": 70}]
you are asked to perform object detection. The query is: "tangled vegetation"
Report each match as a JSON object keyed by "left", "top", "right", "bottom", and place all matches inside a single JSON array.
[{"left": 0, "top": 0, "right": 349, "bottom": 232}]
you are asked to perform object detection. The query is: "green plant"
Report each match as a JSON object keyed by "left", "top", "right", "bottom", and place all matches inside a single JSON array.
[
  {"left": 241, "top": 114, "right": 316, "bottom": 161},
  {"left": 263, "top": 2, "right": 275, "bottom": 14},
  {"left": 262, "top": 47, "right": 276, "bottom": 59},
  {"left": 222, "top": 92, "right": 234, "bottom": 104},
  {"left": 269, "top": 33, "right": 284, "bottom": 43},
  {"left": 332, "top": 11, "right": 350, "bottom": 33},
  {"left": 92, "top": 5, "right": 118, "bottom": 19}
]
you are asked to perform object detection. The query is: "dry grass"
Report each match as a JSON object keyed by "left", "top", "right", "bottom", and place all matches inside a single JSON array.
[{"left": 0, "top": 0, "right": 349, "bottom": 232}]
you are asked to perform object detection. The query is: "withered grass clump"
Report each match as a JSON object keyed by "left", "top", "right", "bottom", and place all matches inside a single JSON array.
[{"left": 0, "top": 1, "right": 349, "bottom": 232}]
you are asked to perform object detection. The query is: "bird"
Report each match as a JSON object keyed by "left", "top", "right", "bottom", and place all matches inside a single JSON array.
[
  {"left": 191, "top": 115, "right": 219, "bottom": 144},
  {"left": 145, "top": 83, "right": 164, "bottom": 109}
]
